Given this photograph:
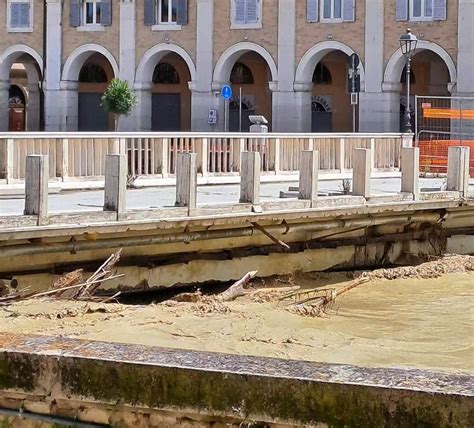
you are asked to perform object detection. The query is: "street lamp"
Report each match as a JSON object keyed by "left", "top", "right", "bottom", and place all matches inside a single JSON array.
[{"left": 400, "top": 29, "right": 418, "bottom": 133}]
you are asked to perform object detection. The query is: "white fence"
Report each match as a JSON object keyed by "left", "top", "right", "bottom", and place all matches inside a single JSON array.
[{"left": 0, "top": 132, "right": 410, "bottom": 182}]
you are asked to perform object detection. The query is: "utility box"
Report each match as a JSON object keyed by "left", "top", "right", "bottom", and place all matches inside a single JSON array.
[{"left": 249, "top": 115, "right": 268, "bottom": 133}]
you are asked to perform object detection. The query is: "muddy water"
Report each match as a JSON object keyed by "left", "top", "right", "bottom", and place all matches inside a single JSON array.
[{"left": 1, "top": 273, "right": 472, "bottom": 374}]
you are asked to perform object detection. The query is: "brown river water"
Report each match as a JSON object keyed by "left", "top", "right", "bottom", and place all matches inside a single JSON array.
[{"left": 1, "top": 272, "right": 472, "bottom": 374}]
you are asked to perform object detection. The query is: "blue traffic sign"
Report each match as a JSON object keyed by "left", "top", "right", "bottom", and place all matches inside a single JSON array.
[{"left": 221, "top": 85, "right": 233, "bottom": 100}]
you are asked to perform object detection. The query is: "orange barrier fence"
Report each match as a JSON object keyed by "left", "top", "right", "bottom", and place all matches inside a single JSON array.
[
  {"left": 418, "top": 140, "right": 474, "bottom": 177},
  {"left": 423, "top": 108, "right": 474, "bottom": 120}
]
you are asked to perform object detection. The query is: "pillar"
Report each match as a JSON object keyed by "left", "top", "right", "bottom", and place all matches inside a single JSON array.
[
  {"left": 60, "top": 81, "right": 79, "bottom": 131},
  {"left": 447, "top": 146, "right": 470, "bottom": 197},
  {"left": 24, "top": 155, "right": 49, "bottom": 225},
  {"left": 0, "top": 81, "right": 9, "bottom": 132},
  {"left": 26, "top": 84, "right": 41, "bottom": 131},
  {"left": 175, "top": 153, "right": 197, "bottom": 212},
  {"left": 44, "top": 0, "right": 62, "bottom": 131},
  {"left": 135, "top": 83, "right": 152, "bottom": 131},
  {"left": 401, "top": 147, "right": 420, "bottom": 200},
  {"left": 240, "top": 151, "right": 261, "bottom": 205},
  {"left": 191, "top": 0, "right": 216, "bottom": 132},
  {"left": 299, "top": 150, "right": 319, "bottom": 206},
  {"left": 118, "top": 0, "right": 136, "bottom": 131},
  {"left": 104, "top": 154, "right": 127, "bottom": 216},
  {"left": 352, "top": 148, "right": 372, "bottom": 198}
]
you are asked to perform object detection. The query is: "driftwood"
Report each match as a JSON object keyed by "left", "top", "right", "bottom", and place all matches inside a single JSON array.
[
  {"left": 251, "top": 223, "right": 290, "bottom": 249},
  {"left": 216, "top": 270, "right": 258, "bottom": 302},
  {"left": 282, "top": 277, "right": 370, "bottom": 317}
]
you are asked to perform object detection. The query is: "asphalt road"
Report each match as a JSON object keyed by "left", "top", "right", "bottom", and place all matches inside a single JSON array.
[{"left": 0, "top": 178, "right": 448, "bottom": 216}]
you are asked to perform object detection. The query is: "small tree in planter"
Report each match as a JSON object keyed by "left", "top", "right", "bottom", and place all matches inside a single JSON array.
[{"left": 101, "top": 78, "right": 137, "bottom": 131}]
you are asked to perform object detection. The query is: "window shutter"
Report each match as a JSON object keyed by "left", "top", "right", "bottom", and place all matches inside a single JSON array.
[
  {"left": 70, "top": 0, "right": 81, "bottom": 27},
  {"left": 234, "top": 0, "right": 246, "bottom": 24},
  {"left": 307, "top": 0, "right": 319, "bottom": 22},
  {"left": 342, "top": 0, "right": 355, "bottom": 22},
  {"left": 144, "top": 0, "right": 156, "bottom": 26},
  {"left": 19, "top": 3, "right": 30, "bottom": 27},
  {"left": 101, "top": 0, "right": 112, "bottom": 26},
  {"left": 177, "top": 0, "right": 188, "bottom": 25},
  {"left": 395, "top": 0, "right": 408, "bottom": 21},
  {"left": 433, "top": 0, "right": 446, "bottom": 20},
  {"left": 246, "top": 0, "right": 258, "bottom": 24}
]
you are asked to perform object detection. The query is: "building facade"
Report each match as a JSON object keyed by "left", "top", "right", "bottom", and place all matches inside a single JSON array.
[{"left": 0, "top": 0, "right": 472, "bottom": 133}]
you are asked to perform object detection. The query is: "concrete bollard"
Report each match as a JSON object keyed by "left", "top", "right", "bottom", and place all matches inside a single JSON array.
[
  {"left": 447, "top": 146, "right": 470, "bottom": 197},
  {"left": 104, "top": 154, "right": 127, "bottom": 216},
  {"left": 24, "top": 155, "right": 49, "bottom": 224},
  {"left": 352, "top": 148, "right": 372, "bottom": 198},
  {"left": 240, "top": 151, "right": 261, "bottom": 206},
  {"left": 299, "top": 150, "right": 319, "bottom": 206},
  {"left": 401, "top": 147, "right": 420, "bottom": 200},
  {"left": 175, "top": 152, "right": 197, "bottom": 213}
]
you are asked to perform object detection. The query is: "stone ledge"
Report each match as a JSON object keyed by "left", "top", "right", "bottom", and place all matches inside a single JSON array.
[{"left": 0, "top": 333, "right": 472, "bottom": 427}]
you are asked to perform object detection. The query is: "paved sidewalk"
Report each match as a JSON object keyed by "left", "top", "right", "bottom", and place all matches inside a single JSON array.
[{"left": 0, "top": 178, "right": 449, "bottom": 217}]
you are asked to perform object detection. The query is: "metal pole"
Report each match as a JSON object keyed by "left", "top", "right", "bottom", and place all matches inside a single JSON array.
[
  {"left": 239, "top": 86, "right": 242, "bottom": 133},
  {"left": 414, "top": 95, "right": 418, "bottom": 143},
  {"left": 224, "top": 99, "right": 229, "bottom": 133},
  {"left": 352, "top": 66, "right": 356, "bottom": 133},
  {"left": 459, "top": 98, "right": 463, "bottom": 144},
  {"left": 405, "top": 56, "right": 412, "bottom": 133}
]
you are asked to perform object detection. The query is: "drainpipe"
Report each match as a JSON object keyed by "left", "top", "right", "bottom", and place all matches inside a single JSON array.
[{"left": 40, "top": 0, "right": 47, "bottom": 130}]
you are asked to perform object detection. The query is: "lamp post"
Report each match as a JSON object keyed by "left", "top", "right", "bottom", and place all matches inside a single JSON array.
[{"left": 400, "top": 29, "right": 418, "bottom": 133}]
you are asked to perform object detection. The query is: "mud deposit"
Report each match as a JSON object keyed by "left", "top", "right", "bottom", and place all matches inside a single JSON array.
[{"left": 1, "top": 264, "right": 472, "bottom": 374}]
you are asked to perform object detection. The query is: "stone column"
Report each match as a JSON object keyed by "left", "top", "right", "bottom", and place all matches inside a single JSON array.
[
  {"left": 118, "top": 0, "right": 137, "bottom": 131},
  {"left": 0, "top": 80, "right": 9, "bottom": 132},
  {"left": 61, "top": 81, "right": 79, "bottom": 131},
  {"left": 26, "top": 84, "right": 40, "bottom": 131},
  {"left": 272, "top": 0, "right": 299, "bottom": 132},
  {"left": 191, "top": 0, "right": 216, "bottom": 132},
  {"left": 135, "top": 83, "right": 152, "bottom": 131},
  {"left": 44, "top": 0, "right": 62, "bottom": 131},
  {"left": 359, "top": 0, "right": 395, "bottom": 132}
]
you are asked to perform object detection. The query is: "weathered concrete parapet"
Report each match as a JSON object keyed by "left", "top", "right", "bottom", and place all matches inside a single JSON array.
[
  {"left": 299, "top": 150, "right": 319, "bottom": 206},
  {"left": 175, "top": 152, "right": 197, "bottom": 214},
  {"left": 24, "top": 155, "right": 49, "bottom": 225},
  {"left": 401, "top": 147, "right": 420, "bottom": 200},
  {"left": 447, "top": 146, "right": 471, "bottom": 197},
  {"left": 352, "top": 148, "right": 372, "bottom": 198},
  {"left": 104, "top": 154, "right": 127, "bottom": 217},
  {"left": 240, "top": 151, "right": 261, "bottom": 209},
  {"left": 0, "top": 333, "right": 472, "bottom": 427}
]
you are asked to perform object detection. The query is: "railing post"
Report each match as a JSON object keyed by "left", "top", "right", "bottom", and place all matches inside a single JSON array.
[
  {"left": 57, "top": 138, "right": 69, "bottom": 181},
  {"left": 447, "top": 146, "right": 470, "bottom": 197},
  {"left": 24, "top": 155, "right": 49, "bottom": 225},
  {"left": 175, "top": 153, "right": 197, "bottom": 215},
  {"left": 401, "top": 147, "right": 420, "bottom": 200},
  {"left": 369, "top": 137, "right": 376, "bottom": 169},
  {"left": 336, "top": 138, "right": 345, "bottom": 172},
  {"left": 299, "top": 150, "right": 319, "bottom": 207},
  {"left": 6, "top": 138, "right": 14, "bottom": 183},
  {"left": 240, "top": 151, "right": 261, "bottom": 209},
  {"left": 200, "top": 138, "right": 208, "bottom": 176},
  {"left": 272, "top": 137, "right": 281, "bottom": 174},
  {"left": 160, "top": 138, "right": 169, "bottom": 177},
  {"left": 104, "top": 154, "right": 127, "bottom": 218},
  {"left": 352, "top": 148, "right": 372, "bottom": 198}
]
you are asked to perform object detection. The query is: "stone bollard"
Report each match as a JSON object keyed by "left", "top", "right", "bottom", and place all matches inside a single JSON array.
[
  {"left": 104, "top": 154, "right": 127, "bottom": 217},
  {"left": 352, "top": 148, "right": 372, "bottom": 198},
  {"left": 175, "top": 152, "right": 197, "bottom": 214},
  {"left": 240, "top": 151, "right": 261, "bottom": 208},
  {"left": 299, "top": 150, "right": 319, "bottom": 206},
  {"left": 447, "top": 146, "right": 470, "bottom": 197},
  {"left": 401, "top": 147, "right": 420, "bottom": 200},
  {"left": 24, "top": 155, "right": 49, "bottom": 225}
]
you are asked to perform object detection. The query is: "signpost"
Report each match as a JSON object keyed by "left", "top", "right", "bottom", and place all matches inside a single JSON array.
[
  {"left": 348, "top": 53, "right": 360, "bottom": 133},
  {"left": 221, "top": 85, "right": 233, "bottom": 132}
]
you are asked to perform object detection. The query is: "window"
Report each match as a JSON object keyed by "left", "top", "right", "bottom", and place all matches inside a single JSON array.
[
  {"left": 411, "top": 0, "right": 433, "bottom": 20},
  {"left": 83, "top": 0, "right": 101, "bottom": 25},
  {"left": 312, "top": 63, "right": 332, "bottom": 85},
  {"left": 153, "top": 63, "right": 180, "bottom": 84},
  {"left": 231, "top": 0, "right": 262, "bottom": 29},
  {"left": 79, "top": 64, "right": 108, "bottom": 83},
  {"left": 230, "top": 63, "right": 254, "bottom": 84},
  {"left": 321, "top": 0, "right": 342, "bottom": 21},
  {"left": 7, "top": 0, "right": 33, "bottom": 32},
  {"left": 158, "top": 0, "right": 178, "bottom": 24}
]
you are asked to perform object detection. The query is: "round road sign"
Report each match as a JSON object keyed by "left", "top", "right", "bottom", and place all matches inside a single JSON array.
[{"left": 221, "top": 85, "right": 233, "bottom": 100}]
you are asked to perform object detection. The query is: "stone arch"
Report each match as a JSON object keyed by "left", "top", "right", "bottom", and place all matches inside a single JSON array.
[
  {"left": 213, "top": 42, "right": 278, "bottom": 84},
  {"left": 0, "top": 44, "right": 43, "bottom": 81},
  {"left": 295, "top": 41, "right": 365, "bottom": 89},
  {"left": 62, "top": 44, "right": 119, "bottom": 81},
  {"left": 136, "top": 43, "right": 196, "bottom": 84},
  {"left": 384, "top": 40, "right": 456, "bottom": 89}
]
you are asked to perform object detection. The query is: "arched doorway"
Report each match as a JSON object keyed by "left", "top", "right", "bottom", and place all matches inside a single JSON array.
[
  {"left": 8, "top": 84, "right": 26, "bottom": 131},
  {"left": 311, "top": 63, "right": 333, "bottom": 132},
  {"left": 0, "top": 45, "right": 43, "bottom": 132},
  {"left": 151, "top": 54, "right": 192, "bottom": 131},
  {"left": 78, "top": 54, "right": 114, "bottom": 131},
  {"left": 213, "top": 42, "right": 277, "bottom": 132}
]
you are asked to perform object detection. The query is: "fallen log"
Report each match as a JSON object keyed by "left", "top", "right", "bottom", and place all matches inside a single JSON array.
[{"left": 216, "top": 270, "right": 258, "bottom": 302}]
